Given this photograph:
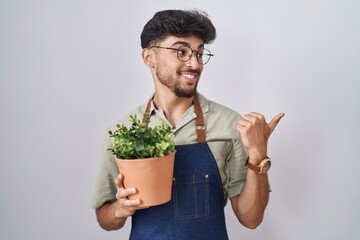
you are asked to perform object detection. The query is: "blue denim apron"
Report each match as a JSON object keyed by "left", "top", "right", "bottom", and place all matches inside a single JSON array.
[{"left": 129, "top": 95, "right": 228, "bottom": 240}]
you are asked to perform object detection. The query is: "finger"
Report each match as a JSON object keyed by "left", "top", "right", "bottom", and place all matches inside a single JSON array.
[
  {"left": 239, "top": 112, "right": 258, "bottom": 124},
  {"left": 237, "top": 119, "right": 253, "bottom": 133},
  {"left": 121, "top": 199, "right": 149, "bottom": 212},
  {"left": 268, "top": 113, "right": 285, "bottom": 134},
  {"left": 123, "top": 199, "right": 149, "bottom": 210},
  {"left": 238, "top": 113, "right": 263, "bottom": 129},
  {"left": 115, "top": 174, "right": 131, "bottom": 192},
  {"left": 242, "top": 112, "right": 264, "bottom": 124},
  {"left": 122, "top": 198, "right": 142, "bottom": 207},
  {"left": 115, "top": 173, "right": 124, "bottom": 189},
  {"left": 116, "top": 187, "right": 137, "bottom": 199},
  {"left": 237, "top": 117, "right": 250, "bottom": 128},
  {"left": 114, "top": 198, "right": 147, "bottom": 218},
  {"left": 248, "top": 112, "right": 265, "bottom": 120}
]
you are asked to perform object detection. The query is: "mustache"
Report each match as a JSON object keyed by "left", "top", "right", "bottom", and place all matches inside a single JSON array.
[{"left": 177, "top": 68, "right": 201, "bottom": 75}]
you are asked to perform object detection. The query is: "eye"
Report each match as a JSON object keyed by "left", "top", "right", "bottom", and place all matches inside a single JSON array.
[
  {"left": 177, "top": 49, "right": 187, "bottom": 56},
  {"left": 197, "top": 53, "right": 204, "bottom": 59},
  {"left": 177, "top": 46, "right": 192, "bottom": 57},
  {"left": 197, "top": 49, "right": 205, "bottom": 59}
]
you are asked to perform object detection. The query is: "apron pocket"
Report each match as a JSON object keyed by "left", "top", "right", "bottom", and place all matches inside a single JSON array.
[{"left": 173, "top": 174, "right": 209, "bottom": 219}]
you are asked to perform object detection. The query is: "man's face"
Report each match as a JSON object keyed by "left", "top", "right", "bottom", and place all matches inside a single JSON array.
[{"left": 152, "top": 35, "right": 205, "bottom": 98}]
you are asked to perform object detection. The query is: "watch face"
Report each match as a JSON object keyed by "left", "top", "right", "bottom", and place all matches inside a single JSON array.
[{"left": 261, "top": 161, "right": 271, "bottom": 173}]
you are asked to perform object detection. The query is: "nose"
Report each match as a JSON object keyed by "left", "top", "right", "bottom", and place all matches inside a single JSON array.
[{"left": 186, "top": 52, "right": 200, "bottom": 68}]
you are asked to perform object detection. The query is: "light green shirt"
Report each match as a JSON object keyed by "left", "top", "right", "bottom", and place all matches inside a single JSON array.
[{"left": 91, "top": 93, "right": 248, "bottom": 209}]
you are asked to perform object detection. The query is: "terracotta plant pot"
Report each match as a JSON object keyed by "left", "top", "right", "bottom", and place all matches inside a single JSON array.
[{"left": 115, "top": 152, "right": 175, "bottom": 207}]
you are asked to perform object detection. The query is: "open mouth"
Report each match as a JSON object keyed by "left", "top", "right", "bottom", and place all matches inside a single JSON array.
[
  {"left": 179, "top": 71, "right": 199, "bottom": 83},
  {"left": 181, "top": 73, "right": 196, "bottom": 79}
]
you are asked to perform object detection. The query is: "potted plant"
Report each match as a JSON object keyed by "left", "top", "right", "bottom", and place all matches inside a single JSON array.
[{"left": 108, "top": 114, "right": 176, "bottom": 207}]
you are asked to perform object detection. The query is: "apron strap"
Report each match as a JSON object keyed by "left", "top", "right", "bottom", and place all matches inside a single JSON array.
[
  {"left": 143, "top": 96, "right": 152, "bottom": 125},
  {"left": 142, "top": 94, "right": 206, "bottom": 143},
  {"left": 193, "top": 95, "right": 206, "bottom": 143}
]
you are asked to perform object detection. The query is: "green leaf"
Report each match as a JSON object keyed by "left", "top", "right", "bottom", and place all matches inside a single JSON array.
[{"left": 108, "top": 114, "right": 175, "bottom": 159}]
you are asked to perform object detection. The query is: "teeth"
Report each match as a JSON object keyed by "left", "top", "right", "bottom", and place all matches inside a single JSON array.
[{"left": 182, "top": 73, "right": 196, "bottom": 79}]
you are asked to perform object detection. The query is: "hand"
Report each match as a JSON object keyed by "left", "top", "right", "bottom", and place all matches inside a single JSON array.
[
  {"left": 237, "top": 112, "right": 285, "bottom": 160},
  {"left": 113, "top": 173, "right": 147, "bottom": 218}
]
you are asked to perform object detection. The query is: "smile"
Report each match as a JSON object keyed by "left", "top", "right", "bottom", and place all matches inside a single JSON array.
[{"left": 181, "top": 73, "right": 196, "bottom": 79}]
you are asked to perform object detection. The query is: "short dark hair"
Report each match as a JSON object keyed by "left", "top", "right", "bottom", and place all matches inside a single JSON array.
[{"left": 140, "top": 9, "right": 216, "bottom": 48}]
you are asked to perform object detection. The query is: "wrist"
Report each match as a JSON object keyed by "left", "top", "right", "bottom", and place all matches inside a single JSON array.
[
  {"left": 245, "top": 156, "right": 271, "bottom": 175},
  {"left": 247, "top": 151, "right": 267, "bottom": 165}
]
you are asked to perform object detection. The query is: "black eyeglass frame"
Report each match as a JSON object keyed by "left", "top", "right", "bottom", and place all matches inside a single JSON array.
[{"left": 150, "top": 45, "right": 214, "bottom": 65}]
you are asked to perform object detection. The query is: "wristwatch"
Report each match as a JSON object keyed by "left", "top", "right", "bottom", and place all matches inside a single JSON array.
[{"left": 246, "top": 157, "right": 271, "bottom": 174}]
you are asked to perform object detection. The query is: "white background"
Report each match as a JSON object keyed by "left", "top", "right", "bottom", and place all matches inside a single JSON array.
[{"left": 1, "top": 0, "right": 359, "bottom": 239}]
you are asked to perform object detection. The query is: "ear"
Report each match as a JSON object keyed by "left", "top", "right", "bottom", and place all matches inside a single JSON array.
[{"left": 142, "top": 48, "right": 155, "bottom": 68}]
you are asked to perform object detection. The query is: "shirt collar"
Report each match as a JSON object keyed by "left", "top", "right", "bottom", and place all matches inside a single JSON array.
[{"left": 141, "top": 92, "right": 209, "bottom": 124}]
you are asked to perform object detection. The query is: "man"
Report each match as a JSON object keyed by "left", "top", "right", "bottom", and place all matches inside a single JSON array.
[{"left": 92, "top": 9, "right": 284, "bottom": 239}]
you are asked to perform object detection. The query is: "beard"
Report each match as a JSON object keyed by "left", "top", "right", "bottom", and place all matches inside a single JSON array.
[{"left": 156, "top": 67, "right": 199, "bottom": 98}]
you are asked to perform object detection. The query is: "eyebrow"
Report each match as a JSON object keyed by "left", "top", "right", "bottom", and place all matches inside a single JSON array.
[{"left": 170, "top": 41, "right": 204, "bottom": 49}]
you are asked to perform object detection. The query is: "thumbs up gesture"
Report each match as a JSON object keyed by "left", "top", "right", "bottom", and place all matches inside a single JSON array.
[{"left": 237, "top": 112, "right": 285, "bottom": 158}]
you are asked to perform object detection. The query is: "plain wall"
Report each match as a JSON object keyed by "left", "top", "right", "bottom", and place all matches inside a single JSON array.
[{"left": 1, "top": 0, "right": 359, "bottom": 239}]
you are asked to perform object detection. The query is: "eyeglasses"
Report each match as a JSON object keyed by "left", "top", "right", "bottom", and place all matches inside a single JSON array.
[{"left": 150, "top": 45, "right": 214, "bottom": 65}]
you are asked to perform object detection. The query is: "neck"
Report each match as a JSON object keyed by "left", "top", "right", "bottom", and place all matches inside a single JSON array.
[{"left": 153, "top": 91, "right": 194, "bottom": 126}]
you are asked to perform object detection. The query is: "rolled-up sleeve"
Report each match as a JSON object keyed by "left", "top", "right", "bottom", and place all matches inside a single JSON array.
[
  {"left": 91, "top": 132, "right": 119, "bottom": 209},
  {"left": 227, "top": 137, "right": 248, "bottom": 199}
]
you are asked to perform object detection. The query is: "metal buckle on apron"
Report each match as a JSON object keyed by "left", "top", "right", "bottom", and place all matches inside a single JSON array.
[{"left": 196, "top": 125, "right": 206, "bottom": 130}]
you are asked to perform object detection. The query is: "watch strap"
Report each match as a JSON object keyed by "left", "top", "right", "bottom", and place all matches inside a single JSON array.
[
  {"left": 246, "top": 159, "right": 261, "bottom": 173},
  {"left": 245, "top": 157, "right": 271, "bottom": 174}
]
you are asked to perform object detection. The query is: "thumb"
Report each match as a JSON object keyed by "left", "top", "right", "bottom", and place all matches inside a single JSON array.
[
  {"left": 115, "top": 173, "right": 125, "bottom": 189},
  {"left": 268, "top": 113, "right": 285, "bottom": 134}
]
